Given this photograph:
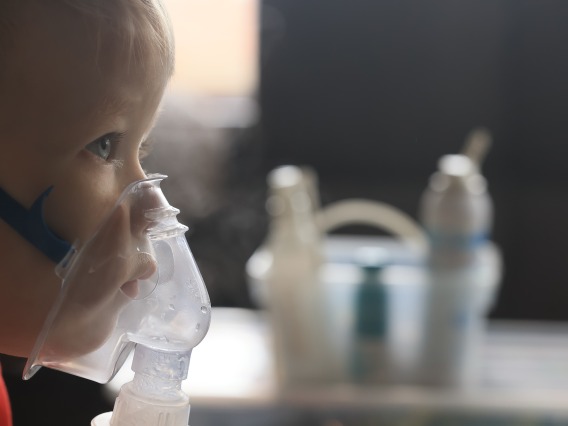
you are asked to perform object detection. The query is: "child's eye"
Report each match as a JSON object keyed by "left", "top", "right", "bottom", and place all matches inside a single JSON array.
[{"left": 85, "top": 133, "right": 123, "bottom": 161}]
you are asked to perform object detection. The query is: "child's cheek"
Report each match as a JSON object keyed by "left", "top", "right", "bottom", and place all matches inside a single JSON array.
[{"left": 43, "top": 179, "right": 118, "bottom": 247}]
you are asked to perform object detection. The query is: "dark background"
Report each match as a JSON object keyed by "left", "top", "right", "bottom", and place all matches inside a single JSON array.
[
  {"left": 188, "top": 0, "right": 568, "bottom": 322},
  {"left": 7, "top": 1, "right": 568, "bottom": 424},
  {"left": 256, "top": 0, "right": 568, "bottom": 321}
]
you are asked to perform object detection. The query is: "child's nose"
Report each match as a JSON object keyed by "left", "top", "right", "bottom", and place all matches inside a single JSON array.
[
  {"left": 127, "top": 161, "right": 149, "bottom": 185},
  {"left": 129, "top": 181, "right": 167, "bottom": 236}
]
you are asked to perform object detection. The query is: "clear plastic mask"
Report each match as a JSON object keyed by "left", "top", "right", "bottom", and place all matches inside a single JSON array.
[{"left": 23, "top": 175, "right": 211, "bottom": 383}]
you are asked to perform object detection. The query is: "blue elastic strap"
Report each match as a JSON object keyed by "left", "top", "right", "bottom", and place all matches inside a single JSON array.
[{"left": 0, "top": 186, "right": 73, "bottom": 263}]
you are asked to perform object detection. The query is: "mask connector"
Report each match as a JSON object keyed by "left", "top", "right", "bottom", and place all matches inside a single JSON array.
[{"left": 92, "top": 345, "right": 192, "bottom": 426}]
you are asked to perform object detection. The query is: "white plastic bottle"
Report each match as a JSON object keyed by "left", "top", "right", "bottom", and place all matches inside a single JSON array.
[
  {"left": 417, "top": 144, "right": 494, "bottom": 387},
  {"left": 247, "top": 166, "right": 320, "bottom": 309},
  {"left": 247, "top": 165, "right": 338, "bottom": 388},
  {"left": 420, "top": 153, "right": 492, "bottom": 268}
]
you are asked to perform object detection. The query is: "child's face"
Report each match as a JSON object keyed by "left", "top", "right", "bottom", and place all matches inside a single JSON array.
[
  {"left": 0, "top": 2, "right": 171, "bottom": 356},
  {"left": 1, "top": 2, "right": 169, "bottom": 248}
]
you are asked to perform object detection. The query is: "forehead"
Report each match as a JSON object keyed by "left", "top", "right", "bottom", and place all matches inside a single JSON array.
[
  {"left": 14, "top": 1, "right": 169, "bottom": 75},
  {"left": 2, "top": 1, "right": 169, "bottom": 141}
]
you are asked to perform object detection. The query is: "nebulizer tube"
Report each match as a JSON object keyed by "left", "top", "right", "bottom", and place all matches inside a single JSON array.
[{"left": 23, "top": 175, "right": 211, "bottom": 426}]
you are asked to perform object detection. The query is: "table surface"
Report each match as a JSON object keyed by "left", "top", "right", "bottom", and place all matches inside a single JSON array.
[{"left": 106, "top": 307, "right": 568, "bottom": 419}]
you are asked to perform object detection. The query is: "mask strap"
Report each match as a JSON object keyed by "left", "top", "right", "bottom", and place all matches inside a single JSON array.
[{"left": 0, "top": 186, "right": 73, "bottom": 263}]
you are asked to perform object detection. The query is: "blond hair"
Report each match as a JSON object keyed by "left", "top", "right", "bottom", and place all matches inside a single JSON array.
[{"left": 0, "top": 0, "right": 175, "bottom": 79}]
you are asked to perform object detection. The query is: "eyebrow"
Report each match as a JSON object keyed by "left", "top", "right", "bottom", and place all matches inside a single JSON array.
[{"left": 97, "top": 95, "right": 133, "bottom": 118}]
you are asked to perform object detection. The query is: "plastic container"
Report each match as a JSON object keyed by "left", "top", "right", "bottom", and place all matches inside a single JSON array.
[
  {"left": 253, "top": 166, "right": 335, "bottom": 387},
  {"left": 420, "top": 154, "right": 492, "bottom": 269},
  {"left": 247, "top": 165, "right": 429, "bottom": 387},
  {"left": 417, "top": 137, "right": 501, "bottom": 387}
]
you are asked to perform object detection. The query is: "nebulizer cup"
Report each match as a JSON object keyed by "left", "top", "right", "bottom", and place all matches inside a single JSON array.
[{"left": 23, "top": 174, "right": 211, "bottom": 425}]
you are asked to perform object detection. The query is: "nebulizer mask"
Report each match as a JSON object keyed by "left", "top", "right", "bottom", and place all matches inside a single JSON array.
[{"left": 20, "top": 174, "right": 211, "bottom": 426}]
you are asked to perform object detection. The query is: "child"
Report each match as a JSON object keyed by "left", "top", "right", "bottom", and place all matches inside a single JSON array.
[{"left": 0, "top": 0, "right": 175, "bottom": 423}]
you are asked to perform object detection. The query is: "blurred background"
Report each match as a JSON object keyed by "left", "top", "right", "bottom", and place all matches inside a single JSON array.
[
  {"left": 154, "top": 0, "right": 568, "bottom": 322},
  {"left": 7, "top": 0, "right": 568, "bottom": 425}
]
